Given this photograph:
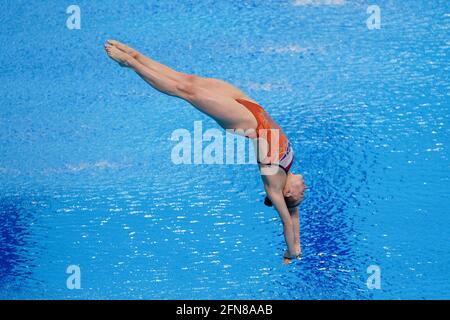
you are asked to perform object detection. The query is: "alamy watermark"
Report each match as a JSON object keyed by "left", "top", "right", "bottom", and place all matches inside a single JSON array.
[
  {"left": 366, "top": 265, "right": 381, "bottom": 289},
  {"left": 170, "top": 121, "right": 282, "bottom": 175},
  {"left": 66, "top": 265, "right": 81, "bottom": 290},
  {"left": 66, "top": 5, "right": 81, "bottom": 30},
  {"left": 366, "top": 5, "right": 381, "bottom": 30}
]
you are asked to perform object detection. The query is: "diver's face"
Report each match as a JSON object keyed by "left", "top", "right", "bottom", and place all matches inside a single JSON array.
[{"left": 283, "top": 174, "right": 306, "bottom": 206}]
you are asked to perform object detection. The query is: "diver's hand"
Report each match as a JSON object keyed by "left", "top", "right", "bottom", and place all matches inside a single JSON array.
[{"left": 283, "top": 249, "right": 301, "bottom": 264}]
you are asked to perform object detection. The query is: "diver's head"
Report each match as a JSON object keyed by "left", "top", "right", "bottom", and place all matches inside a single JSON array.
[
  {"left": 264, "top": 172, "right": 306, "bottom": 208},
  {"left": 283, "top": 172, "right": 306, "bottom": 208}
]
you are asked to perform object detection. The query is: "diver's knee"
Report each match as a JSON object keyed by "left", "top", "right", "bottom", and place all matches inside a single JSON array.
[{"left": 176, "top": 75, "right": 201, "bottom": 99}]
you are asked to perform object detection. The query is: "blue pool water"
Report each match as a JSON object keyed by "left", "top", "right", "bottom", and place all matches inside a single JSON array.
[{"left": 0, "top": 0, "right": 449, "bottom": 299}]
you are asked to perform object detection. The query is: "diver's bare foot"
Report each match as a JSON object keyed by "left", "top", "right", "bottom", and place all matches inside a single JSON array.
[
  {"left": 105, "top": 44, "right": 133, "bottom": 67},
  {"left": 107, "top": 40, "right": 140, "bottom": 59}
]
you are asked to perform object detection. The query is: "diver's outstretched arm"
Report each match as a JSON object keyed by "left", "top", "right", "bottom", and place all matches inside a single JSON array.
[
  {"left": 288, "top": 206, "right": 301, "bottom": 257},
  {"left": 266, "top": 190, "right": 297, "bottom": 257}
]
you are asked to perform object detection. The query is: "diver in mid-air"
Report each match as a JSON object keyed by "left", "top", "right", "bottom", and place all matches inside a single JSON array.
[{"left": 105, "top": 40, "right": 306, "bottom": 263}]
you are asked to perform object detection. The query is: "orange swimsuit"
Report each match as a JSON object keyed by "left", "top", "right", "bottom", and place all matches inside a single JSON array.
[{"left": 235, "top": 98, "right": 294, "bottom": 173}]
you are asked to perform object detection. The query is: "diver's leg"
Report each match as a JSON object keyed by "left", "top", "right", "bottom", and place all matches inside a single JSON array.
[
  {"left": 106, "top": 44, "right": 181, "bottom": 96},
  {"left": 194, "top": 77, "right": 256, "bottom": 102},
  {"left": 107, "top": 40, "right": 190, "bottom": 83},
  {"left": 105, "top": 45, "right": 257, "bottom": 130},
  {"left": 108, "top": 40, "right": 255, "bottom": 102}
]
